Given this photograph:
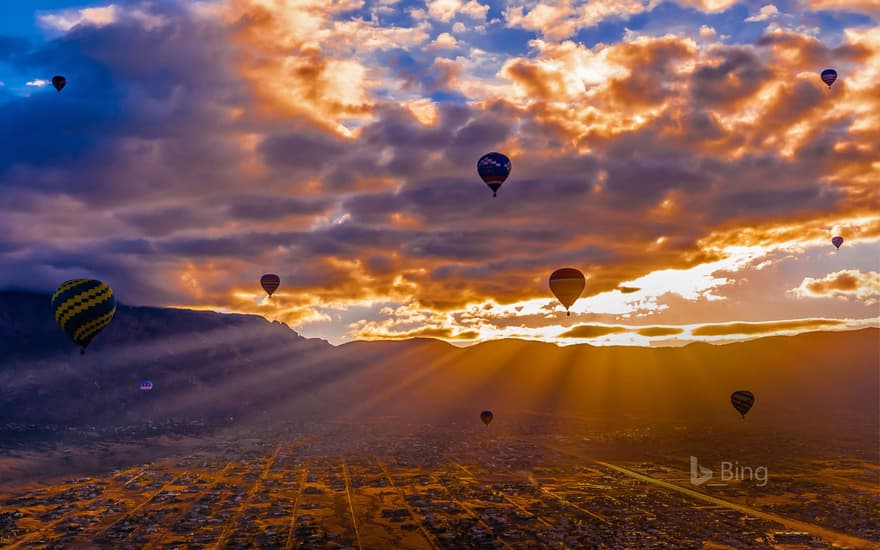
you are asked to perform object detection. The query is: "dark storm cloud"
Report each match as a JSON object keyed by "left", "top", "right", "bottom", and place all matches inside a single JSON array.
[
  {"left": 0, "top": 0, "right": 875, "bottom": 336},
  {"left": 380, "top": 49, "right": 461, "bottom": 93},
  {"left": 224, "top": 195, "right": 332, "bottom": 220},
  {"left": 605, "top": 36, "right": 695, "bottom": 108},
  {"left": 259, "top": 131, "right": 347, "bottom": 170},
  {"left": 119, "top": 206, "right": 223, "bottom": 237},
  {"left": 602, "top": 153, "right": 705, "bottom": 207},
  {"left": 405, "top": 231, "right": 498, "bottom": 260},
  {"left": 450, "top": 116, "right": 512, "bottom": 151},
  {"left": 756, "top": 79, "right": 825, "bottom": 131},
  {"left": 103, "top": 238, "right": 156, "bottom": 255},
  {"left": 690, "top": 46, "right": 770, "bottom": 108},
  {"left": 0, "top": 2, "right": 249, "bottom": 208},
  {"left": 362, "top": 103, "right": 470, "bottom": 149},
  {"left": 156, "top": 231, "right": 302, "bottom": 258},
  {"left": 718, "top": 186, "right": 829, "bottom": 217}
]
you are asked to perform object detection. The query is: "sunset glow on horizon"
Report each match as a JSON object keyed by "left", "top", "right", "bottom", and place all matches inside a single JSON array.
[{"left": 0, "top": 0, "right": 878, "bottom": 345}]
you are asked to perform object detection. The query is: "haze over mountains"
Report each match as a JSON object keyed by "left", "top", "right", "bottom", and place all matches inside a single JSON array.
[{"left": 1, "top": 291, "right": 877, "bottom": 439}]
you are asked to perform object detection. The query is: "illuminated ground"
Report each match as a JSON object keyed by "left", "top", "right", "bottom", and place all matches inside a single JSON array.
[{"left": 2, "top": 421, "right": 877, "bottom": 549}]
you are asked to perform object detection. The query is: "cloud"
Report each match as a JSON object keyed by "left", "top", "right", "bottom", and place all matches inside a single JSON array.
[
  {"left": 676, "top": 0, "right": 737, "bottom": 11},
  {"left": 692, "top": 319, "right": 846, "bottom": 336},
  {"left": 0, "top": 0, "right": 878, "bottom": 346},
  {"left": 559, "top": 325, "right": 629, "bottom": 338},
  {"left": 433, "top": 33, "right": 458, "bottom": 49},
  {"left": 25, "top": 79, "right": 48, "bottom": 87},
  {"left": 802, "top": 0, "right": 880, "bottom": 17},
  {"left": 636, "top": 326, "right": 684, "bottom": 336},
  {"left": 502, "top": 0, "right": 745, "bottom": 40},
  {"left": 358, "top": 326, "right": 480, "bottom": 340},
  {"left": 791, "top": 270, "right": 880, "bottom": 304},
  {"left": 504, "top": 0, "right": 659, "bottom": 40},
  {"left": 745, "top": 4, "right": 780, "bottom": 22},
  {"left": 38, "top": 5, "right": 119, "bottom": 32},
  {"left": 560, "top": 324, "right": 685, "bottom": 338},
  {"left": 427, "top": 0, "right": 489, "bottom": 22}
]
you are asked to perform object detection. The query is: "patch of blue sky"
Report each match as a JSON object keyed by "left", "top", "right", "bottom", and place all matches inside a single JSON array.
[
  {"left": 462, "top": 26, "right": 537, "bottom": 57},
  {"left": 1, "top": 0, "right": 101, "bottom": 38},
  {"left": 590, "top": 2, "right": 755, "bottom": 44},
  {"left": 429, "top": 89, "right": 468, "bottom": 103}
]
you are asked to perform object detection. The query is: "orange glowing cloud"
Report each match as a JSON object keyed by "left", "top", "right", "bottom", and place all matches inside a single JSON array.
[
  {"left": 559, "top": 324, "right": 629, "bottom": 338},
  {"left": 692, "top": 319, "right": 846, "bottom": 336},
  {"left": 791, "top": 270, "right": 880, "bottom": 305}
]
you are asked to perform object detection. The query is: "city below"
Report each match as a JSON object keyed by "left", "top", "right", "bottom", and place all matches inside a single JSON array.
[{"left": 1, "top": 418, "right": 877, "bottom": 549}]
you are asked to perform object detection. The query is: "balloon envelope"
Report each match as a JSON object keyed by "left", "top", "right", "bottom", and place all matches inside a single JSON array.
[
  {"left": 52, "top": 75, "right": 66, "bottom": 92},
  {"left": 831, "top": 236, "right": 843, "bottom": 249},
  {"left": 476, "top": 152, "right": 511, "bottom": 196},
  {"left": 730, "top": 390, "right": 755, "bottom": 418},
  {"left": 820, "top": 69, "right": 837, "bottom": 87},
  {"left": 480, "top": 410, "right": 493, "bottom": 426},
  {"left": 549, "top": 268, "right": 586, "bottom": 315},
  {"left": 140, "top": 381, "right": 153, "bottom": 391},
  {"left": 261, "top": 274, "right": 280, "bottom": 297},
  {"left": 51, "top": 279, "right": 116, "bottom": 354}
]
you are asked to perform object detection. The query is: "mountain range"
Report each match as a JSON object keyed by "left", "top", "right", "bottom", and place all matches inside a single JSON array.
[{"left": 1, "top": 291, "right": 877, "bottom": 438}]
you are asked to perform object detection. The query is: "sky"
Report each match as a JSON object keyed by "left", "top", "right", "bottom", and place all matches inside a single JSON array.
[{"left": 0, "top": 0, "right": 878, "bottom": 346}]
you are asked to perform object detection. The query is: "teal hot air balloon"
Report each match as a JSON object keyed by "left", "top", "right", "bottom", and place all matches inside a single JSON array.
[
  {"left": 730, "top": 390, "right": 755, "bottom": 419},
  {"left": 51, "top": 279, "right": 116, "bottom": 355}
]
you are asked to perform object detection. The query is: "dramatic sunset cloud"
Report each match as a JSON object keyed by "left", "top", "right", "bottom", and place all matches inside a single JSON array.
[
  {"left": 791, "top": 269, "right": 880, "bottom": 304},
  {"left": 0, "top": 0, "right": 877, "bottom": 345}
]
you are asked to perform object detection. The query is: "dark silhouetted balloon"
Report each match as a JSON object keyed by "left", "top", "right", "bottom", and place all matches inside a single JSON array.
[
  {"left": 477, "top": 152, "right": 511, "bottom": 197},
  {"left": 549, "top": 268, "right": 586, "bottom": 316},
  {"left": 140, "top": 380, "right": 153, "bottom": 391},
  {"left": 730, "top": 390, "right": 755, "bottom": 419},
  {"left": 52, "top": 75, "right": 66, "bottom": 92},
  {"left": 820, "top": 69, "right": 837, "bottom": 88},
  {"left": 261, "top": 274, "right": 280, "bottom": 297},
  {"left": 480, "top": 410, "right": 493, "bottom": 426},
  {"left": 51, "top": 279, "right": 116, "bottom": 355},
  {"left": 831, "top": 236, "right": 843, "bottom": 250}
]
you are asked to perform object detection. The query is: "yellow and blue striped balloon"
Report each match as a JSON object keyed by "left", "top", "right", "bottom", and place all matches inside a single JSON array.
[{"left": 51, "top": 279, "right": 116, "bottom": 355}]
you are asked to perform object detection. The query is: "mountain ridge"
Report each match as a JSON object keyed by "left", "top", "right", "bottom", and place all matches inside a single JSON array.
[{"left": 0, "top": 292, "right": 877, "bottom": 438}]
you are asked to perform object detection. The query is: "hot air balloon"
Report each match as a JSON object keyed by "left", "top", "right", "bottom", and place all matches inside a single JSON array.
[
  {"left": 140, "top": 380, "right": 153, "bottom": 391},
  {"left": 820, "top": 69, "right": 837, "bottom": 88},
  {"left": 51, "top": 75, "right": 66, "bottom": 93},
  {"left": 730, "top": 390, "right": 755, "bottom": 419},
  {"left": 51, "top": 279, "right": 116, "bottom": 355},
  {"left": 831, "top": 236, "right": 844, "bottom": 250},
  {"left": 477, "top": 152, "right": 511, "bottom": 197},
  {"left": 480, "top": 410, "right": 493, "bottom": 426},
  {"left": 549, "top": 268, "right": 586, "bottom": 316},
  {"left": 261, "top": 274, "right": 280, "bottom": 297}
]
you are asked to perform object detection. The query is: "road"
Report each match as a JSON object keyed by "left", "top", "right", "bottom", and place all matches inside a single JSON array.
[{"left": 596, "top": 461, "right": 879, "bottom": 550}]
